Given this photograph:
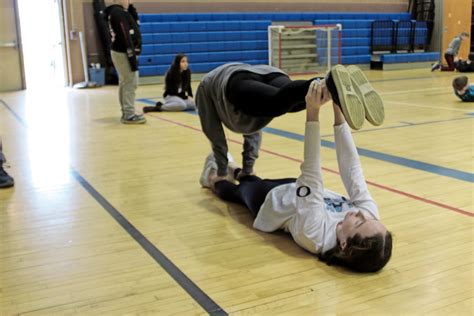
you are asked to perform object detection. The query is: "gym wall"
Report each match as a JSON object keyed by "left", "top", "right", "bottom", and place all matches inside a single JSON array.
[{"left": 66, "top": 0, "right": 409, "bottom": 84}]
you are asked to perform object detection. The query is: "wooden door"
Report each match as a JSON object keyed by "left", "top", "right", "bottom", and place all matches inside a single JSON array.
[{"left": 0, "top": 0, "right": 25, "bottom": 92}]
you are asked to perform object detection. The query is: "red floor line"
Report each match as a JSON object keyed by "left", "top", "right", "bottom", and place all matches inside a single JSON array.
[{"left": 148, "top": 114, "right": 474, "bottom": 218}]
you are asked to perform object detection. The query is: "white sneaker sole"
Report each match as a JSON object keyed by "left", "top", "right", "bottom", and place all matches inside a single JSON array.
[
  {"left": 347, "top": 65, "right": 385, "bottom": 126},
  {"left": 330, "top": 65, "right": 365, "bottom": 130}
]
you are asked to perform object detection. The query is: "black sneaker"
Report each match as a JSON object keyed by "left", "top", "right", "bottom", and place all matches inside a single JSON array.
[
  {"left": 143, "top": 102, "right": 163, "bottom": 113},
  {"left": 431, "top": 62, "right": 441, "bottom": 72},
  {"left": 0, "top": 164, "right": 14, "bottom": 188}
]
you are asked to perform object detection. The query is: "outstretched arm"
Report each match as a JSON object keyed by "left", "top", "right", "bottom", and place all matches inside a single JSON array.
[
  {"left": 290, "top": 81, "right": 332, "bottom": 252},
  {"left": 196, "top": 84, "right": 229, "bottom": 178},
  {"left": 296, "top": 80, "right": 330, "bottom": 198},
  {"left": 332, "top": 104, "right": 378, "bottom": 215}
]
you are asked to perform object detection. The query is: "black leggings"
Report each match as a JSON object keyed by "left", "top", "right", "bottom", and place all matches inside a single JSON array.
[
  {"left": 214, "top": 175, "right": 296, "bottom": 217},
  {"left": 441, "top": 53, "right": 455, "bottom": 71},
  {"left": 226, "top": 71, "right": 340, "bottom": 117}
]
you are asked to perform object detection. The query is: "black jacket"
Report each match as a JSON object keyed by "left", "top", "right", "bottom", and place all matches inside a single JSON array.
[
  {"left": 454, "top": 60, "right": 474, "bottom": 72},
  {"left": 105, "top": 4, "right": 142, "bottom": 71},
  {"left": 163, "top": 69, "right": 193, "bottom": 99}
]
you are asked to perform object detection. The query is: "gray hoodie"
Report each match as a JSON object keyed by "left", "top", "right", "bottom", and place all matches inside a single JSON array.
[
  {"left": 445, "top": 36, "right": 462, "bottom": 55},
  {"left": 196, "top": 63, "right": 287, "bottom": 176}
]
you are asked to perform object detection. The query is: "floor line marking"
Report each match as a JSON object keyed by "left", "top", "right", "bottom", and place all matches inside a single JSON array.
[
  {"left": 386, "top": 100, "right": 470, "bottom": 112},
  {"left": 137, "top": 99, "right": 473, "bottom": 184},
  {"left": 146, "top": 113, "right": 473, "bottom": 218},
  {"left": 0, "top": 98, "right": 228, "bottom": 316}
]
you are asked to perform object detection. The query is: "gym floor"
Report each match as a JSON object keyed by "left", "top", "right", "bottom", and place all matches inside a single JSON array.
[{"left": 1, "top": 68, "right": 473, "bottom": 315}]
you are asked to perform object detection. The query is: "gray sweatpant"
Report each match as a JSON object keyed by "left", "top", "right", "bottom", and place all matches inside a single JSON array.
[
  {"left": 161, "top": 95, "right": 196, "bottom": 111},
  {"left": 196, "top": 78, "right": 262, "bottom": 176},
  {"left": 111, "top": 50, "right": 139, "bottom": 117}
]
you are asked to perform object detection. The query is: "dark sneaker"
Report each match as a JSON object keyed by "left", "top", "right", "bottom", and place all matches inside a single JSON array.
[
  {"left": 0, "top": 164, "right": 14, "bottom": 188},
  {"left": 431, "top": 62, "right": 441, "bottom": 72},
  {"left": 347, "top": 65, "right": 385, "bottom": 126},
  {"left": 121, "top": 114, "right": 146, "bottom": 124},
  {"left": 328, "top": 65, "right": 365, "bottom": 130},
  {"left": 143, "top": 102, "right": 163, "bottom": 113}
]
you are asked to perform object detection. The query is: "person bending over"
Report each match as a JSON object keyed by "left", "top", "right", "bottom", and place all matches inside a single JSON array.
[
  {"left": 200, "top": 80, "right": 392, "bottom": 272},
  {"left": 105, "top": 0, "right": 146, "bottom": 124},
  {"left": 196, "top": 63, "right": 384, "bottom": 184}
]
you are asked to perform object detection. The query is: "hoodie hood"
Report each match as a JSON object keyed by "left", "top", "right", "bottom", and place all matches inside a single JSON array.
[{"left": 103, "top": 4, "right": 124, "bottom": 18}]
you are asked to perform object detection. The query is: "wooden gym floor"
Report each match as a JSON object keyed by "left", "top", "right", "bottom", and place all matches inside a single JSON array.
[{"left": 0, "top": 68, "right": 473, "bottom": 315}]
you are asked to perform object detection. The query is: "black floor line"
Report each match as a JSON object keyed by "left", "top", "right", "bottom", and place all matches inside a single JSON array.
[{"left": 0, "top": 98, "right": 227, "bottom": 315}]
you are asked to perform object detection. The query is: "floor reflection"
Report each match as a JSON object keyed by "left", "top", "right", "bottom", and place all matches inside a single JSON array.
[{"left": 25, "top": 89, "right": 72, "bottom": 188}]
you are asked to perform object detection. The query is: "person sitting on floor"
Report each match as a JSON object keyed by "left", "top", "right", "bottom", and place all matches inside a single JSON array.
[
  {"left": 454, "top": 57, "right": 474, "bottom": 73},
  {"left": 143, "top": 53, "right": 196, "bottom": 112}
]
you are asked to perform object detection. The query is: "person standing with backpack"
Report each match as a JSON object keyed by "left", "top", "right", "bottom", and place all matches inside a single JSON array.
[{"left": 105, "top": 0, "right": 146, "bottom": 124}]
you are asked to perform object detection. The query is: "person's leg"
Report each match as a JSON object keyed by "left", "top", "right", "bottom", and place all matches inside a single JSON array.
[
  {"left": 184, "top": 98, "right": 196, "bottom": 111},
  {"left": 161, "top": 96, "right": 188, "bottom": 111},
  {"left": 111, "top": 51, "right": 125, "bottom": 115},
  {"left": 446, "top": 54, "right": 455, "bottom": 70},
  {"left": 325, "top": 72, "right": 342, "bottom": 106},
  {"left": 226, "top": 71, "right": 315, "bottom": 117},
  {"left": 112, "top": 51, "right": 135, "bottom": 117},
  {"left": 441, "top": 53, "right": 455, "bottom": 71},
  {"left": 242, "top": 131, "right": 262, "bottom": 177},
  {"left": 214, "top": 174, "right": 296, "bottom": 217},
  {"left": 265, "top": 72, "right": 293, "bottom": 88},
  {"left": 122, "top": 67, "right": 139, "bottom": 116},
  {"left": 213, "top": 179, "right": 243, "bottom": 205},
  {"left": 111, "top": 51, "right": 145, "bottom": 123}
]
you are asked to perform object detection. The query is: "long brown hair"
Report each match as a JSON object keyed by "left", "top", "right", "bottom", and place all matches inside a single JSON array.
[
  {"left": 167, "top": 53, "right": 191, "bottom": 90},
  {"left": 319, "top": 232, "right": 393, "bottom": 273}
]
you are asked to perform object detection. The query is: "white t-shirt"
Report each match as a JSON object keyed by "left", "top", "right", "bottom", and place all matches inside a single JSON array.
[{"left": 253, "top": 122, "right": 379, "bottom": 254}]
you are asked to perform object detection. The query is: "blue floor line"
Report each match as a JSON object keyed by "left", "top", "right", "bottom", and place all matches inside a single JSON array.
[
  {"left": 137, "top": 98, "right": 473, "bottom": 183},
  {"left": 263, "top": 127, "right": 473, "bottom": 183}
]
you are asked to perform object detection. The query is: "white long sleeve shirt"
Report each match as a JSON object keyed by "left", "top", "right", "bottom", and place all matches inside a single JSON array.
[{"left": 253, "top": 122, "right": 379, "bottom": 254}]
